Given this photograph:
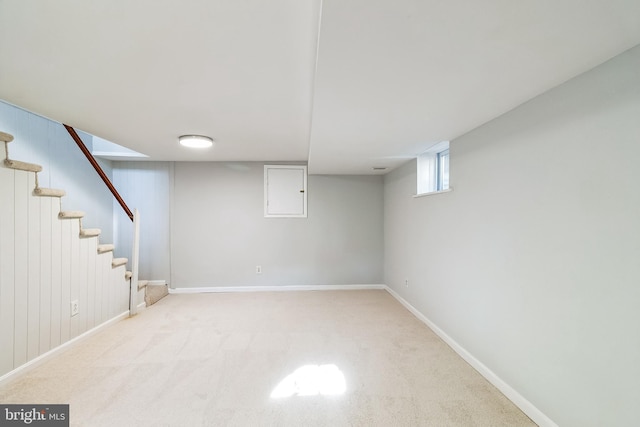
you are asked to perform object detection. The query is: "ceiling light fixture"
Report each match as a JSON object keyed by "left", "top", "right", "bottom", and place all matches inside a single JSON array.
[{"left": 178, "top": 135, "right": 214, "bottom": 148}]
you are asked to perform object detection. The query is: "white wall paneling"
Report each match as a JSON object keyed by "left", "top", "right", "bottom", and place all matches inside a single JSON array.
[
  {"left": 13, "top": 168, "right": 29, "bottom": 367},
  {"left": 27, "top": 171, "right": 41, "bottom": 361},
  {"left": 96, "top": 249, "right": 106, "bottom": 326},
  {"left": 0, "top": 105, "right": 132, "bottom": 380},
  {"left": 69, "top": 216, "right": 80, "bottom": 339},
  {"left": 38, "top": 188, "right": 52, "bottom": 356},
  {"left": 0, "top": 164, "right": 132, "bottom": 379},
  {"left": 78, "top": 237, "right": 89, "bottom": 334},
  {"left": 50, "top": 196, "right": 62, "bottom": 349},
  {"left": 86, "top": 238, "right": 96, "bottom": 330},
  {"left": 59, "top": 218, "right": 71, "bottom": 345},
  {"left": 0, "top": 165, "right": 15, "bottom": 375}
]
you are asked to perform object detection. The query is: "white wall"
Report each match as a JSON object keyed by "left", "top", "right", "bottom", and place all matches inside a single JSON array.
[
  {"left": 171, "top": 162, "right": 383, "bottom": 287},
  {"left": 0, "top": 162, "right": 130, "bottom": 379},
  {"left": 384, "top": 45, "right": 640, "bottom": 426},
  {"left": 0, "top": 101, "right": 134, "bottom": 380},
  {"left": 0, "top": 101, "right": 115, "bottom": 242}
]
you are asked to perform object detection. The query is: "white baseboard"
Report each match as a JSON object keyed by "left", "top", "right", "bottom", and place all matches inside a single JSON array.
[
  {"left": 384, "top": 286, "right": 557, "bottom": 427},
  {"left": 1, "top": 283, "right": 554, "bottom": 427},
  {"left": 169, "top": 284, "right": 386, "bottom": 294},
  {"left": 0, "top": 311, "right": 130, "bottom": 387}
]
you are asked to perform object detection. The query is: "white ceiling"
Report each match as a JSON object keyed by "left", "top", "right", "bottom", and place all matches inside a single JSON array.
[{"left": 1, "top": 1, "right": 639, "bottom": 175}]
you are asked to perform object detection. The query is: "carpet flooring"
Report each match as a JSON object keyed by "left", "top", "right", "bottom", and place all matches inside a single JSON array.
[{"left": 0, "top": 290, "right": 536, "bottom": 426}]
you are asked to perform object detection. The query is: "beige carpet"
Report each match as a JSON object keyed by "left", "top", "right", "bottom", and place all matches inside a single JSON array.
[{"left": 0, "top": 290, "right": 536, "bottom": 426}]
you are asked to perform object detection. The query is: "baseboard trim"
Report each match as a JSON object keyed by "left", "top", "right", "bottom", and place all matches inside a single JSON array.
[
  {"left": 0, "top": 310, "right": 130, "bottom": 387},
  {"left": 6, "top": 284, "right": 553, "bottom": 426},
  {"left": 384, "top": 286, "right": 557, "bottom": 427},
  {"left": 169, "top": 284, "right": 386, "bottom": 294}
]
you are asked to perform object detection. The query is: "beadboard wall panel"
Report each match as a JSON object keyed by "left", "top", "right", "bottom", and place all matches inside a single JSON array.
[
  {"left": 38, "top": 192, "right": 53, "bottom": 356},
  {"left": 13, "top": 170, "right": 29, "bottom": 368},
  {"left": 0, "top": 162, "right": 15, "bottom": 376},
  {"left": 0, "top": 164, "right": 131, "bottom": 379}
]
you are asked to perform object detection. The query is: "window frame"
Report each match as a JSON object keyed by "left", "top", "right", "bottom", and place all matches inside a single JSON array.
[
  {"left": 416, "top": 141, "right": 451, "bottom": 197},
  {"left": 436, "top": 148, "right": 449, "bottom": 191}
]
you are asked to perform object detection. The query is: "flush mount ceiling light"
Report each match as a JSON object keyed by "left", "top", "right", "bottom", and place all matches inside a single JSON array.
[{"left": 178, "top": 135, "right": 214, "bottom": 148}]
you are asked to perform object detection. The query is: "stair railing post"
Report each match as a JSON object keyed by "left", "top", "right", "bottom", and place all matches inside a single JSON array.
[{"left": 130, "top": 208, "right": 140, "bottom": 316}]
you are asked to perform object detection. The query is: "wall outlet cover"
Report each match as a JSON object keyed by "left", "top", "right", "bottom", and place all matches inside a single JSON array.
[{"left": 71, "top": 300, "right": 79, "bottom": 317}]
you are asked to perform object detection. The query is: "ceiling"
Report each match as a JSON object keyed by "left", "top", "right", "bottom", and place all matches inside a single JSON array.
[{"left": 1, "top": 1, "right": 639, "bottom": 175}]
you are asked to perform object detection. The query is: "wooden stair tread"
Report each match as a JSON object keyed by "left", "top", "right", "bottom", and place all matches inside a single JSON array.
[{"left": 4, "top": 158, "right": 43, "bottom": 172}]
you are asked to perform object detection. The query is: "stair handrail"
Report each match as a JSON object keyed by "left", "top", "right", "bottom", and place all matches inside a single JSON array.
[
  {"left": 63, "top": 124, "right": 134, "bottom": 222},
  {"left": 64, "top": 124, "right": 141, "bottom": 316}
]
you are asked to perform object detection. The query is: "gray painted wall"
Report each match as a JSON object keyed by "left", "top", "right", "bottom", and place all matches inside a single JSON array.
[
  {"left": 171, "top": 162, "right": 383, "bottom": 287},
  {"left": 112, "top": 161, "right": 172, "bottom": 281},
  {"left": 6, "top": 43, "right": 638, "bottom": 426},
  {"left": 384, "top": 45, "right": 640, "bottom": 426},
  {"left": 0, "top": 101, "right": 114, "bottom": 242}
]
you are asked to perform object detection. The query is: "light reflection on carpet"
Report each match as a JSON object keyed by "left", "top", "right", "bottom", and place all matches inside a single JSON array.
[{"left": 270, "top": 364, "right": 346, "bottom": 398}]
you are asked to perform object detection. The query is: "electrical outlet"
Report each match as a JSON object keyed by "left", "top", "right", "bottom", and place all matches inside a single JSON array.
[
  {"left": 404, "top": 279, "right": 409, "bottom": 287},
  {"left": 256, "top": 265, "right": 262, "bottom": 274},
  {"left": 71, "top": 300, "right": 79, "bottom": 317}
]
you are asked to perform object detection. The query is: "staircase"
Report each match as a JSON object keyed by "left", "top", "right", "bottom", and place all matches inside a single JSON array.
[
  {"left": 0, "top": 130, "right": 167, "bottom": 379},
  {"left": 2, "top": 130, "right": 132, "bottom": 281}
]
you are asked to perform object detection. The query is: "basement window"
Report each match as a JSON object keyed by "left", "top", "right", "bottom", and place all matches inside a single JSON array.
[{"left": 416, "top": 141, "right": 451, "bottom": 196}]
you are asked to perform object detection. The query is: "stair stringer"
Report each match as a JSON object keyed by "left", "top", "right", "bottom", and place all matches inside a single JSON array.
[{"left": 0, "top": 142, "right": 131, "bottom": 381}]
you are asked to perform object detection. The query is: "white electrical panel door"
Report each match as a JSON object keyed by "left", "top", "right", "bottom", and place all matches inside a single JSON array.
[{"left": 264, "top": 165, "right": 307, "bottom": 217}]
